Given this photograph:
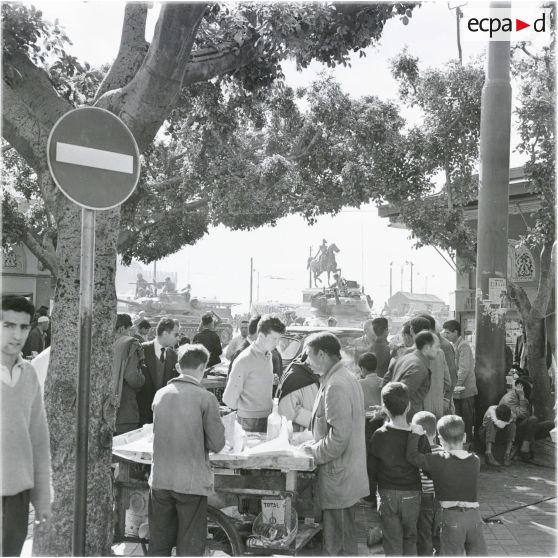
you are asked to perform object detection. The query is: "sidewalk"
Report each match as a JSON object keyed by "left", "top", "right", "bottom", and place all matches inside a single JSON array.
[
  {"left": 355, "top": 458, "right": 557, "bottom": 556},
  {"left": 23, "top": 457, "right": 556, "bottom": 556}
]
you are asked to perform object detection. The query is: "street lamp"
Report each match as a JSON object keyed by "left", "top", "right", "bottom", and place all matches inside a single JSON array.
[{"left": 405, "top": 260, "right": 414, "bottom": 293}]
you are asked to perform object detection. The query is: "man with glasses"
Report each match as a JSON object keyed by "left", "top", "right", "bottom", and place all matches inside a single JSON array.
[{"left": 137, "top": 317, "right": 180, "bottom": 425}]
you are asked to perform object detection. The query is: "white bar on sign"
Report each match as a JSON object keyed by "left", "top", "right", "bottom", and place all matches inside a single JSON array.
[{"left": 56, "top": 142, "right": 134, "bottom": 174}]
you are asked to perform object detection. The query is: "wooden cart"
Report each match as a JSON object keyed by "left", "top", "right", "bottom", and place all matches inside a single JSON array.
[{"left": 113, "top": 452, "right": 321, "bottom": 556}]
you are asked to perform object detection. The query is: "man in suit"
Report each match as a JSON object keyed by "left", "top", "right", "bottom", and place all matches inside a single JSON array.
[
  {"left": 303, "top": 332, "right": 369, "bottom": 556},
  {"left": 137, "top": 317, "right": 180, "bottom": 425},
  {"left": 382, "top": 331, "right": 438, "bottom": 420}
]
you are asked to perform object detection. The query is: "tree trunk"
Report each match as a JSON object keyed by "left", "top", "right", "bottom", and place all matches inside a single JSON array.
[
  {"left": 34, "top": 195, "right": 121, "bottom": 556},
  {"left": 524, "top": 313, "right": 553, "bottom": 420}
]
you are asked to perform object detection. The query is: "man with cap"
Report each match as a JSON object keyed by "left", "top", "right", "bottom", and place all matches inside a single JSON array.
[{"left": 22, "top": 316, "right": 49, "bottom": 358}]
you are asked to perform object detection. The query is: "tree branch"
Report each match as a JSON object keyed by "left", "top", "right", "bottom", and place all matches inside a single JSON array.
[
  {"left": 288, "top": 130, "right": 322, "bottom": 161},
  {"left": 96, "top": 3, "right": 208, "bottom": 150},
  {"left": 2, "top": 50, "right": 71, "bottom": 206},
  {"left": 94, "top": 3, "right": 150, "bottom": 101},
  {"left": 22, "top": 228, "right": 58, "bottom": 276},
  {"left": 117, "top": 197, "right": 207, "bottom": 251},
  {"left": 182, "top": 39, "right": 259, "bottom": 85}
]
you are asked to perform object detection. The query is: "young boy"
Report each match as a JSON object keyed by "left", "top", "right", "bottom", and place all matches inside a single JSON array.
[
  {"left": 368, "top": 382, "right": 431, "bottom": 556},
  {"left": 479, "top": 403, "right": 515, "bottom": 466},
  {"left": 407, "top": 415, "right": 488, "bottom": 556},
  {"left": 149, "top": 344, "right": 225, "bottom": 556},
  {"left": 359, "top": 352, "right": 382, "bottom": 409},
  {"left": 411, "top": 411, "right": 443, "bottom": 556}
]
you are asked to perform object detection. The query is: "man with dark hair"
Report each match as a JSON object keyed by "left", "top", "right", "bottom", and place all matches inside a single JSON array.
[
  {"left": 149, "top": 343, "right": 225, "bottom": 556},
  {"left": 134, "top": 319, "right": 152, "bottom": 342},
  {"left": 416, "top": 315, "right": 451, "bottom": 421},
  {"left": 303, "top": 332, "right": 369, "bottom": 555},
  {"left": 223, "top": 315, "right": 286, "bottom": 432},
  {"left": 382, "top": 331, "right": 438, "bottom": 419},
  {"left": 193, "top": 312, "right": 223, "bottom": 368},
  {"left": 442, "top": 319, "right": 477, "bottom": 444},
  {"left": 37, "top": 305, "right": 51, "bottom": 348},
  {"left": 137, "top": 317, "right": 180, "bottom": 425},
  {"left": 1, "top": 296, "right": 52, "bottom": 556},
  {"left": 113, "top": 314, "right": 145, "bottom": 434},
  {"left": 370, "top": 317, "right": 391, "bottom": 378}
]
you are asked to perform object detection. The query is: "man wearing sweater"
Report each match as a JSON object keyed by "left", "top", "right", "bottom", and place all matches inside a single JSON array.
[
  {"left": 1, "top": 296, "right": 52, "bottom": 556},
  {"left": 223, "top": 315, "right": 286, "bottom": 432}
]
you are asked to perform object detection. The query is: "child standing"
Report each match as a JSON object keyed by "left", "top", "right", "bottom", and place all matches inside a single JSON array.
[
  {"left": 368, "top": 382, "right": 431, "bottom": 556},
  {"left": 407, "top": 415, "right": 488, "bottom": 556},
  {"left": 359, "top": 352, "right": 382, "bottom": 409},
  {"left": 411, "top": 411, "right": 443, "bottom": 556}
]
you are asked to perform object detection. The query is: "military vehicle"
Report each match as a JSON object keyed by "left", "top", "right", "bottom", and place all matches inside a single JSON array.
[
  {"left": 301, "top": 279, "right": 373, "bottom": 327},
  {"left": 117, "top": 292, "right": 239, "bottom": 345}
]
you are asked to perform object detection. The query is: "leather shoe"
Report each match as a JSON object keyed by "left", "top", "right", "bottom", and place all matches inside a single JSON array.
[{"left": 485, "top": 453, "right": 501, "bottom": 467}]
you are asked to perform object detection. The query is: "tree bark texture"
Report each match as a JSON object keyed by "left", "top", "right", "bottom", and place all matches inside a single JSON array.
[
  {"left": 508, "top": 242, "right": 556, "bottom": 421},
  {"left": 4, "top": 2, "right": 280, "bottom": 554}
]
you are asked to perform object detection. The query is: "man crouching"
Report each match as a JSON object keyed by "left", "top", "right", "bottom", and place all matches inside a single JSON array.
[{"left": 148, "top": 344, "right": 225, "bottom": 556}]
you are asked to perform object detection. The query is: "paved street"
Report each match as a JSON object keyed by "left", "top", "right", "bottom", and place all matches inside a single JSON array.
[{"left": 355, "top": 457, "right": 556, "bottom": 557}]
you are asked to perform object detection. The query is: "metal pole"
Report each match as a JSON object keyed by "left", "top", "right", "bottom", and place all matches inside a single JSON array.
[
  {"left": 309, "top": 247, "right": 312, "bottom": 289},
  {"left": 249, "top": 258, "right": 253, "bottom": 310},
  {"left": 410, "top": 262, "right": 414, "bottom": 293},
  {"left": 474, "top": 2, "right": 511, "bottom": 431},
  {"left": 153, "top": 261, "right": 157, "bottom": 296},
  {"left": 456, "top": 7, "right": 463, "bottom": 64},
  {"left": 389, "top": 263, "right": 393, "bottom": 298},
  {"left": 72, "top": 208, "right": 95, "bottom": 556}
]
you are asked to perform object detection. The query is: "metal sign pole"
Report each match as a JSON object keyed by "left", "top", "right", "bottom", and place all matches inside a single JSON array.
[{"left": 72, "top": 208, "right": 95, "bottom": 556}]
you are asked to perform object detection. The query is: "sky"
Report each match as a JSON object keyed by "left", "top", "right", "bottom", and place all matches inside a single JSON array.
[{"left": 30, "top": 1, "right": 539, "bottom": 313}]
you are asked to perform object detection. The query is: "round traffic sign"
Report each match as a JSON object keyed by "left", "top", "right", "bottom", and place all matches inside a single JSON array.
[{"left": 47, "top": 107, "right": 141, "bottom": 210}]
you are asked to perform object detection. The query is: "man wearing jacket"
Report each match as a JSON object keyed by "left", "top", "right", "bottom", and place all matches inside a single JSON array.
[
  {"left": 137, "top": 317, "right": 180, "bottom": 425},
  {"left": 149, "top": 344, "right": 225, "bottom": 555},
  {"left": 382, "top": 331, "right": 438, "bottom": 420},
  {"left": 112, "top": 314, "right": 145, "bottom": 434},
  {"left": 304, "top": 332, "right": 369, "bottom": 555},
  {"left": 442, "top": 320, "right": 478, "bottom": 443}
]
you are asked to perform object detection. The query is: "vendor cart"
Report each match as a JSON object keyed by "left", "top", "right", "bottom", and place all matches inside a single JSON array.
[{"left": 113, "top": 438, "right": 321, "bottom": 556}]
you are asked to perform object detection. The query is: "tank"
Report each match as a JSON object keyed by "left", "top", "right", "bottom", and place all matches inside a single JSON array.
[
  {"left": 303, "top": 279, "right": 374, "bottom": 327},
  {"left": 117, "top": 292, "right": 238, "bottom": 345}
]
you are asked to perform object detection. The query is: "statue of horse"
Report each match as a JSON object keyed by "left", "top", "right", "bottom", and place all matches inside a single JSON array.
[{"left": 306, "top": 243, "right": 341, "bottom": 288}]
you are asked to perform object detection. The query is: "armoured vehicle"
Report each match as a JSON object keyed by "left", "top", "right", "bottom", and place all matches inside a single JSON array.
[{"left": 117, "top": 292, "right": 238, "bottom": 345}]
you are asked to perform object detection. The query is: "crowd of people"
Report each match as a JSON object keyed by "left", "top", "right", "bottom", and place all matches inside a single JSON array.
[{"left": 1, "top": 293, "right": 555, "bottom": 556}]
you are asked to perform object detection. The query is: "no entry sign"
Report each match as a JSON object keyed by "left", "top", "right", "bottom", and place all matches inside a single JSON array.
[{"left": 47, "top": 107, "right": 141, "bottom": 210}]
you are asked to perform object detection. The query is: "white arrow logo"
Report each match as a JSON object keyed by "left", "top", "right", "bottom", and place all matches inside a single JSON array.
[{"left": 56, "top": 142, "right": 134, "bottom": 174}]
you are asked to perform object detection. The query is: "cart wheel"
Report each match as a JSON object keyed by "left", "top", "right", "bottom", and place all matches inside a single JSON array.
[{"left": 206, "top": 506, "right": 244, "bottom": 556}]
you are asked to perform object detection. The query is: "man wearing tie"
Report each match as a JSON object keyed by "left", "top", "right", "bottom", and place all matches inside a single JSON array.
[{"left": 137, "top": 317, "right": 180, "bottom": 425}]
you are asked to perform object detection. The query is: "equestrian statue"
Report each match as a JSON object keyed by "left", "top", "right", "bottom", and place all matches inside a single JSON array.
[{"left": 307, "top": 239, "right": 342, "bottom": 288}]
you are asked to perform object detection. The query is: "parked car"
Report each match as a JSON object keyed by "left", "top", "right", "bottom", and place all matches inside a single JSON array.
[{"left": 277, "top": 325, "right": 363, "bottom": 376}]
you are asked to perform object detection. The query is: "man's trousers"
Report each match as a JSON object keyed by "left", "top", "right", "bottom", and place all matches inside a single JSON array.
[{"left": 148, "top": 489, "right": 207, "bottom": 556}]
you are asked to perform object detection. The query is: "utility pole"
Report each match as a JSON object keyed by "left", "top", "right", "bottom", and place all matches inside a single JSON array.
[
  {"left": 249, "top": 257, "right": 253, "bottom": 310},
  {"left": 474, "top": 2, "right": 511, "bottom": 431},
  {"left": 153, "top": 261, "right": 157, "bottom": 296},
  {"left": 389, "top": 262, "right": 393, "bottom": 298},
  {"left": 309, "top": 246, "right": 312, "bottom": 289},
  {"left": 448, "top": 2, "right": 466, "bottom": 65},
  {"left": 405, "top": 260, "right": 414, "bottom": 293}
]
